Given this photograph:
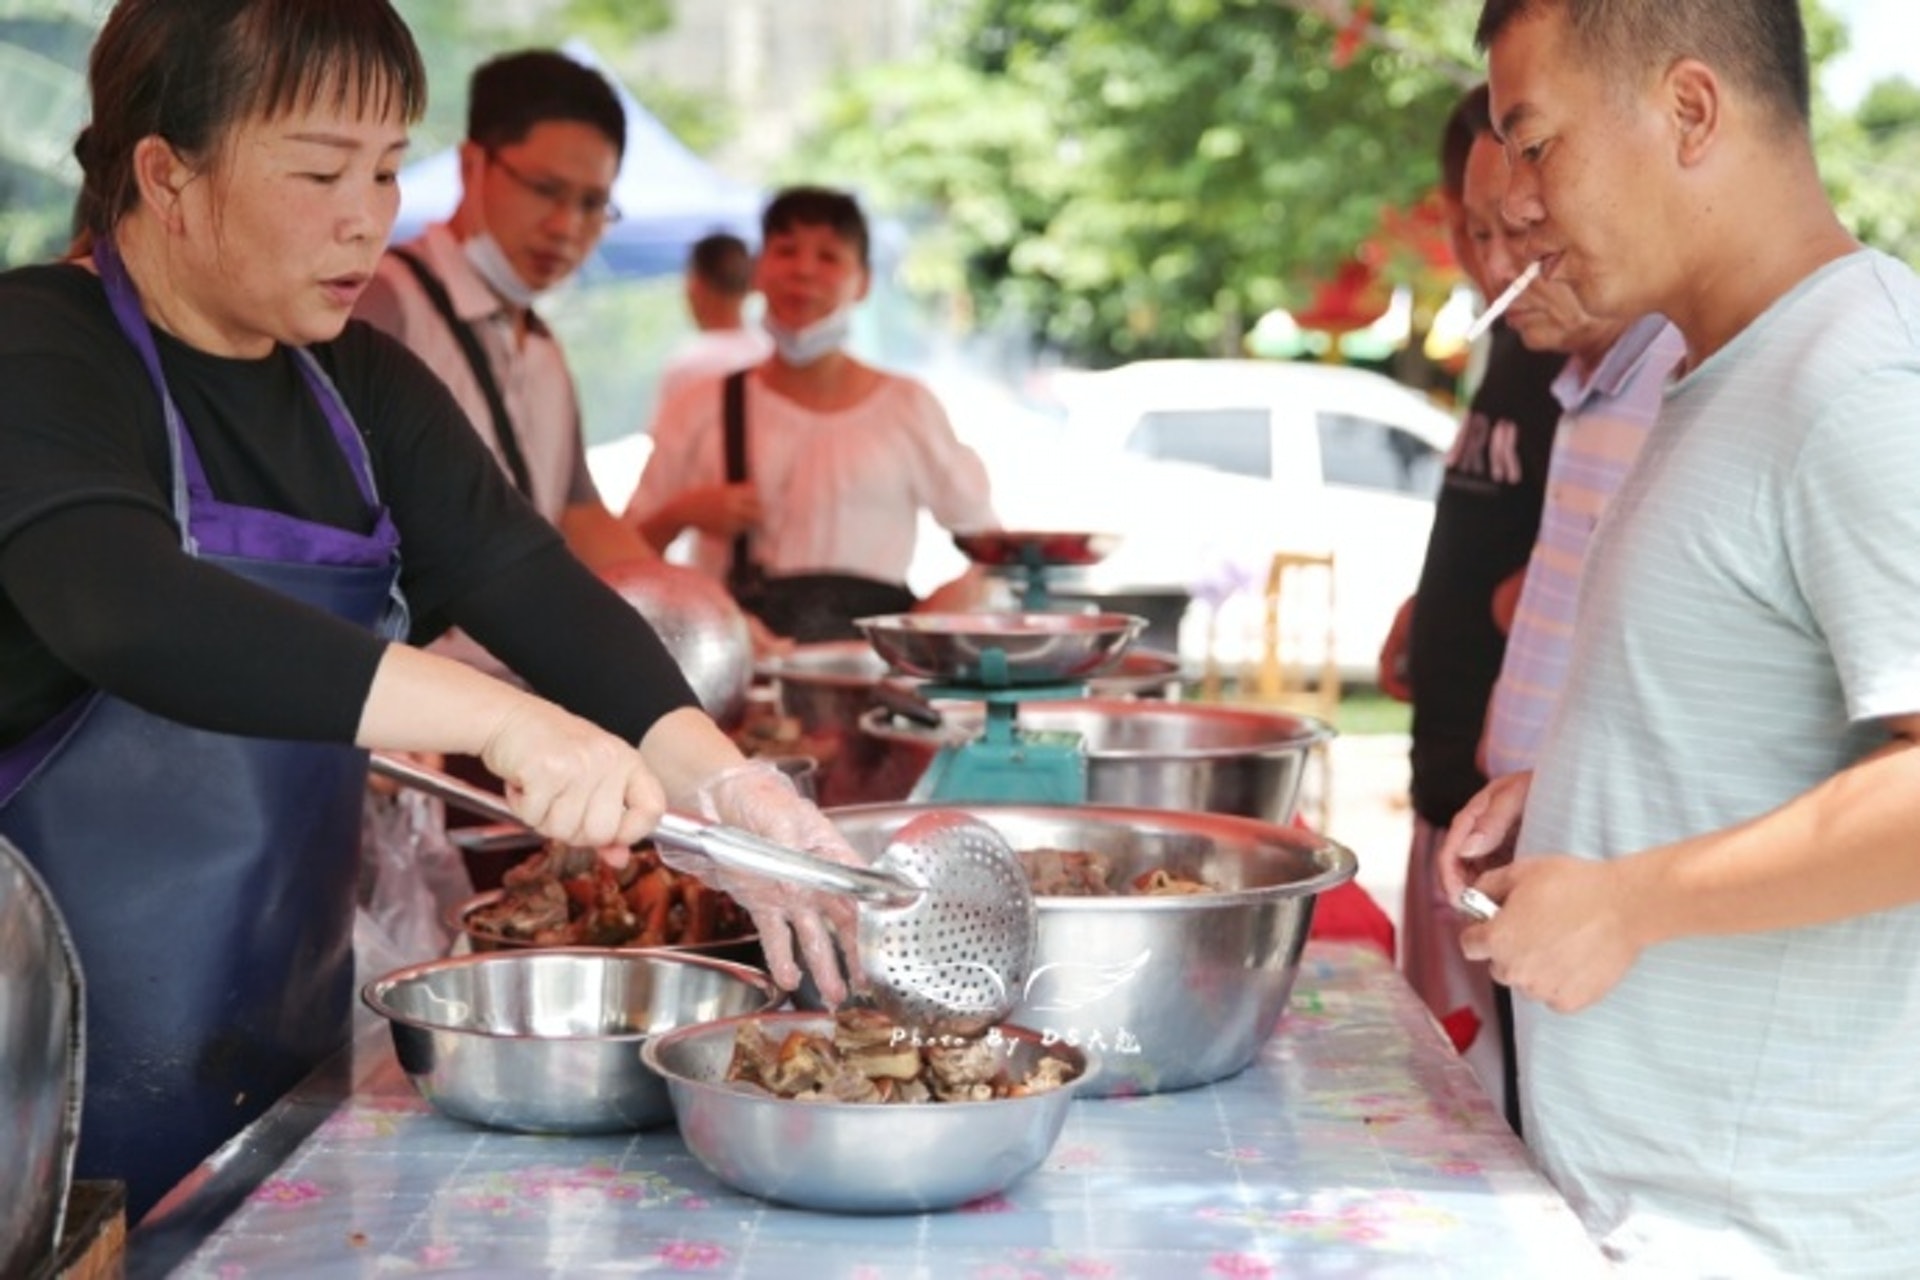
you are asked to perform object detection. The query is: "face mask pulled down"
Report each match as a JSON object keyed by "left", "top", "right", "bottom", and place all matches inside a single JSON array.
[
  {"left": 463, "top": 232, "right": 543, "bottom": 310},
  {"left": 764, "top": 307, "right": 853, "bottom": 367}
]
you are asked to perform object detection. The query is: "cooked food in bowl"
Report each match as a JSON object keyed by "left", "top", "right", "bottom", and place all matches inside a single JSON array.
[
  {"left": 827, "top": 803, "right": 1357, "bottom": 1096},
  {"left": 1019, "top": 846, "right": 1212, "bottom": 897},
  {"left": 362, "top": 948, "right": 784, "bottom": 1134},
  {"left": 459, "top": 841, "right": 752, "bottom": 951},
  {"left": 642, "top": 1010, "right": 1091, "bottom": 1213},
  {"left": 726, "top": 1006, "right": 1078, "bottom": 1104}
]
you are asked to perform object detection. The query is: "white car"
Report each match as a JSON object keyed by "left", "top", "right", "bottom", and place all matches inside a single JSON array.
[{"left": 935, "top": 359, "right": 1460, "bottom": 682}]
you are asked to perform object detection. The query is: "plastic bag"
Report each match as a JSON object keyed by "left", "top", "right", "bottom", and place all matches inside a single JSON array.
[{"left": 354, "top": 785, "right": 474, "bottom": 984}]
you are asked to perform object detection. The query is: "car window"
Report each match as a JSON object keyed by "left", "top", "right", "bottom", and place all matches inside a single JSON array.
[
  {"left": 1122, "top": 408, "right": 1272, "bottom": 480},
  {"left": 1316, "top": 412, "right": 1444, "bottom": 498}
]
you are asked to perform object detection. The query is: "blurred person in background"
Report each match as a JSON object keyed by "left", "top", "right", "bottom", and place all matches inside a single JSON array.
[
  {"left": 624, "top": 185, "right": 998, "bottom": 643},
  {"left": 351, "top": 49, "right": 669, "bottom": 942},
  {"left": 654, "top": 231, "right": 771, "bottom": 412},
  {"left": 1458, "top": 98, "right": 1685, "bottom": 1125},
  {"left": 1382, "top": 82, "right": 1564, "bottom": 1130},
  {"left": 1477, "top": 288, "right": 1683, "bottom": 780},
  {"left": 357, "top": 48, "right": 653, "bottom": 580}
]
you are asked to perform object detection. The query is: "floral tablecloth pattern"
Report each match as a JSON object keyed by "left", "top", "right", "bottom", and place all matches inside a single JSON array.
[{"left": 169, "top": 943, "right": 1608, "bottom": 1278}]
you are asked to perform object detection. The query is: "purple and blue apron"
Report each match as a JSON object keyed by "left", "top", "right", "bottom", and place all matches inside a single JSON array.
[{"left": 0, "top": 239, "right": 408, "bottom": 1220}]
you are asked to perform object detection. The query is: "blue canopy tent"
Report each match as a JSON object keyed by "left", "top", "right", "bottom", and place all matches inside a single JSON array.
[{"left": 391, "top": 42, "right": 763, "bottom": 281}]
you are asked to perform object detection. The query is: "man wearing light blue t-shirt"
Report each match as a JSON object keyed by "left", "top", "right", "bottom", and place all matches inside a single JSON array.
[{"left": 1442, "top": 1, "right": 1920, "bottom": 1274}]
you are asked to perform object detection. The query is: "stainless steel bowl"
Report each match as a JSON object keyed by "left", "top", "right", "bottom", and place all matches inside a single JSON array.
[
  {"left": 601, "top": 561, "right": 755, "bottom": 727},
  {"left": 862, "top": 698, "right": 1333, "bottom": 825},
  {"left": 758, "top": 642, "right": 1185, "bottom": 808},
  {"left": 642, "top": 1011, "right": 1091, "bottom": 1212},
  {"left": 762, "top": 642, "right": 1184, "bottom": 727},
  {"left": 856, "top": 612, "right": 1144, "bottom": 686},
  {"left": 362, "top": 948, "right": 783, "bottom": 1133},
  {"left": 825, "top": 804, "right": 1356, "bottom": 1096},
  {"left": 1, "top": 838, "right": 83, "bottom": 1279}
]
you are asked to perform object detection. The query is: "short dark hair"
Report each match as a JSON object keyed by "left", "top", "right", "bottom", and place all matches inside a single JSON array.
[
  {"left": 467, "top": 49, "right": 625, "bottom": 158},
  {"left": 761, "top": 186, "right": 869, "bottom": 270},
  {"left": 72, "top": 0, "right": 426, "bottom": 244},
  {"left": 1440, "top": 83, "right": 1494, "bottom": 200},
  {"left": 1475, "top": 0, "right": 1809, "bottom": 127},
  {"left": 688, "top": 232, "right": 753, "bottom": 296}
]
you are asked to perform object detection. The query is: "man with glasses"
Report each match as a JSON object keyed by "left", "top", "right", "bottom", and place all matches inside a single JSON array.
[
  {"left": 352, "top": 50, "right": 660, "bottom": 910},
  {"left": 357, "top": 48, "right": 648, "bottom": 572}
]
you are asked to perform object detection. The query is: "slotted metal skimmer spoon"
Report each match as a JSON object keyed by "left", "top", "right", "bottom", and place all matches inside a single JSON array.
[
  {"left": 368, "top": 754, "right": 1034, "bottom": 1038},
  {"left": 846, "top": 809, "right": 1035, "bottom": 1038}
]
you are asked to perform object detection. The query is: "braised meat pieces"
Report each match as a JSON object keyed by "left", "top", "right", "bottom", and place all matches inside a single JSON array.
[
  {"left": 1018, "top": 847, "right": 1212, "bottom": 897},
  {"left": 725, "top": 1008, "right": 1076, "bottom": 1105},
  {"left": 466, "top": 842, "right": 750, "bottom": 948}
]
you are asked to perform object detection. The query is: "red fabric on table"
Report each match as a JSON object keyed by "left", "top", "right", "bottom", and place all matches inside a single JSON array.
[
  {"left": 1307, "top": 880, "right": 1396, "bottom": 960},
  {"left": 1295, "top": 815, "right": 1396, "bottom": 961}
]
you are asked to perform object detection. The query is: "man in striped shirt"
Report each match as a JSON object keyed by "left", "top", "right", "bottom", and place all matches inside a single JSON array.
[{"left": 1480, "top": 298, "right": 1684, "bottom": 780}]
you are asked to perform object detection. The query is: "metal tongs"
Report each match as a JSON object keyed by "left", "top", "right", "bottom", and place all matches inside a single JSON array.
[{"left": 369, "top": 753, "right": 1035, "bottom": 1037}]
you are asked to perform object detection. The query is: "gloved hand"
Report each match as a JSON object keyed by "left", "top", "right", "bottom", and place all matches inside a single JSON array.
[{"left": 672, "top": 760, "right": 865, "bottom": 1002}]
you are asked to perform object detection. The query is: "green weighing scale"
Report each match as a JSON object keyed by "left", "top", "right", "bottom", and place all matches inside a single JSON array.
[{"left": 855, "top": 610, "right": 1146, "bottom": 805}]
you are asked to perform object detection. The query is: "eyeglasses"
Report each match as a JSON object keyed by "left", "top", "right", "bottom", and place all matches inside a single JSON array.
[{"left": 485, "top": 150, "right": 622, "bottom": 225}]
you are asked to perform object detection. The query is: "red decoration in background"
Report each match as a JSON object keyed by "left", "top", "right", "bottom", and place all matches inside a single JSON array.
[
  {"left": 1330, "top": 1, "right": 1375, "bottom": 69},
  {"left": 1367, "top": 190, "right": 1457, "bottom": 277},
  {"left": 1294, "top": 258, "right": 1392, "bottom": 334},
  {"left": 1292, "top": 187, "right": 1462, "bottom": 337}
]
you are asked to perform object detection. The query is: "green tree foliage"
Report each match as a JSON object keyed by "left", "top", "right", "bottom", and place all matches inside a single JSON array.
[
  {"left": 796, "top": 0, "right": 1481, "bottom": 364},
  {"left": 389, "top": 0, "right": 666, "bottom": 152},
  {"left": 1807, "top": 0, "right": 1920, "bottom": 266},
  {"left": 794, "top": 0, "right": 1915, "bottom": 367},
  {"left": 0, "top": 1, "right": 687, "bottom": 267},
  {"left": 0, "top": 3, "right": 96, "bottom": 263}
]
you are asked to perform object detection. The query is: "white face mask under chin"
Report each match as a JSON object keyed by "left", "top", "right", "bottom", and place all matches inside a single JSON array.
[
  {"left": 764, "top": 307, "right": 852, "bottom": 367},
  {"left": 463, "top": 232, "right": 542, "bottom": 309}
]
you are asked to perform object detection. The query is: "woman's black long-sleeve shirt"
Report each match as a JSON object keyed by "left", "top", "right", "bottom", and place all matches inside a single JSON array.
[{"left": 0, "top": 262, "right": 694, "bottom": 750}]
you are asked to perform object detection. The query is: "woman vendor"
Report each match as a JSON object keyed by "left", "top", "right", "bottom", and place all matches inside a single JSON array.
[{"left": 0, "top": 0, "right": 858, "bottom": 1221}]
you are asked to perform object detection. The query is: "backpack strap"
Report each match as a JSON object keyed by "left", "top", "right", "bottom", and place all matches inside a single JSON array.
[
  {"left": 389, "top": 247, "right": 535, "bottom": 499},
  {"left": 721, "top": 370, "right": 760, "bottom": 593}
]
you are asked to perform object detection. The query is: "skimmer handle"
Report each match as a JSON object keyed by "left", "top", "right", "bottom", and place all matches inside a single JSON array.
[
  {"left": 368, "top": 752, "right": 920, "bottom": 908},
  {"left": 652, "top": 813, "right": 921, "bottom": 907},
  {"left": 371, "top": 752, "right": 518, "bottom": 825}
]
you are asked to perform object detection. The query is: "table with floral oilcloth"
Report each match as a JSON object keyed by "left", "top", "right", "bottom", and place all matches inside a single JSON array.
[{"left": 135, "top": 943, "right": 1609, "bottom": 1279}]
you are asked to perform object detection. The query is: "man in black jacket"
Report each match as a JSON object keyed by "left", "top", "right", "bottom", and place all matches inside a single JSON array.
[{"left": 1379, "top": 83, "right": 1563, "bottom": 1131}]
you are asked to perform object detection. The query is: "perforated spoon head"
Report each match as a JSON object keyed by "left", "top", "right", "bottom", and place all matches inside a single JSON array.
[{"left": 859, "top": 811, "right": 1036, "bottom": 1039}]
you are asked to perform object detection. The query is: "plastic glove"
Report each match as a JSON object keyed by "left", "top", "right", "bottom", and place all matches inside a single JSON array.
[{"left": 674, "top": 760, "right": 865, "bottom": 1002}]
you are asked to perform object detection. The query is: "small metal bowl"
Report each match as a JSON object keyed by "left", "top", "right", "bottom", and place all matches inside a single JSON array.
[
  {"left": 362, "top": 948, "right": 784, "bottom": 1134},
  {"left": 855, "top": 612, "right": 1145, "bottom": 686},
  {"left": 642, "top": 1011, "right": 1092, "bottom": 1213}
]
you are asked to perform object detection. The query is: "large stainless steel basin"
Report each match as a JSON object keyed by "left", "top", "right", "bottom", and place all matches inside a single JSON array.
[
  {"left": 826, "top": 803, "right": 1356, "bottom": 1096},
  {"left": 759, "top": 642, "right": 1186, "bottom": 806},
  {"left": 861, "top": 697, "right": 1332, "bottom": 825}
]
